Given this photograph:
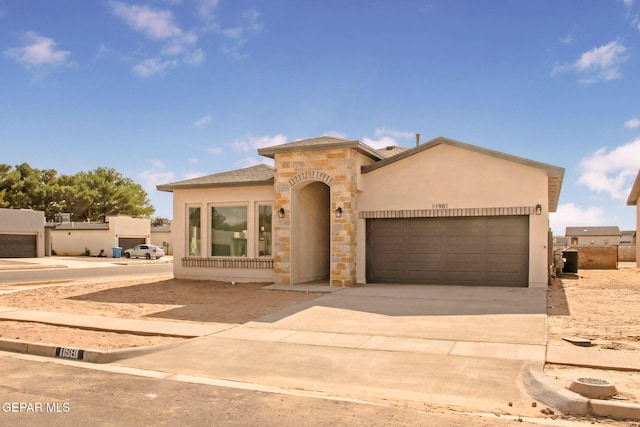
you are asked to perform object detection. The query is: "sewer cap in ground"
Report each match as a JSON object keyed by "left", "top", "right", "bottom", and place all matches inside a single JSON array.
[{"left": 568, "top": 377, "right": 617, "bottom": 399}]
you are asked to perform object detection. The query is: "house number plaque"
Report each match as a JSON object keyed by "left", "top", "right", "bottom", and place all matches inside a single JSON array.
[{"left": 432, "top": 204, "right": 448, "bottom": 209}]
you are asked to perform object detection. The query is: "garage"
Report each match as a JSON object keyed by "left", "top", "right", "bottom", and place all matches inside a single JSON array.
[
  {"left": 0, "top": 234, "right": 37, "bottom": 258},
  {"left": 118, "top": 237, "right": 146, "bottom": 251},
  {"left": 366, "top": 216, "right": 529, "bottom": 287}
]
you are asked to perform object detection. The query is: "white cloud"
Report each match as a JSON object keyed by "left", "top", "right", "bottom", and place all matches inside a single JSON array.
[
  {"left": 205, "top": 146, "right": 222, "bottom": 155},
  {"left": 139, "top": 168, "right": 175, "bottom": 191},
  {"left": 110, "top": 1, "right": 182, "bottom": 40},
  {"left": 578, "top": 138, "right": 640, "bottom": 199},
  {"left": 362, "top": 127, "right": 416, "bottom": 149},
  {"left": 197, "top": 0, "right": 220, "bottom": 22},
  {"left": 109, "top": 1, "right": 202, "bottom": 76},
  {"left": 184, "top": 170, "right": 206, "bottom": 180},
  {"left": 194, "top": 114, "right": 212, "bottom": 128},
  {"left": 549, "top": 203, "right": 606, "bottom": 235},
  {"left": 553, "top": 40, "right": 628, "bottom": 83},
  {"left": 231, "top": 134, "right": 287, "bottom": 152},
  {"left": 624, "top": 117, "right": 640, "bottom": 128},
  {"left": 4, "top": 32, "right": 72, "bottom": 76},
  {"left": 132, "top": 57, "right": 177, "bottom": 77},
  {"left": 323, "top": 131, "right": 347, "bottom": 139},
  {"left": 362, "top": 136, "right": 399, "bottom": 150},
  {"left": 208, "top": 8, "right": 263, "bottom": 59}
]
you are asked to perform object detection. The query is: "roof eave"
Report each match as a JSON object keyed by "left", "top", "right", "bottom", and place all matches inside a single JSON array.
[
  {"left": 157, "top": 178, "right": 275, "bottom": 192},
  {"left": 258, "top": 140, "right": 384, "bottom": 161}
]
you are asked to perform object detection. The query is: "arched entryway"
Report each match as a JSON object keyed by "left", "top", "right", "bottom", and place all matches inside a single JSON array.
[{"left": 290, "top": 180, "right": 330, "bottom": 284}]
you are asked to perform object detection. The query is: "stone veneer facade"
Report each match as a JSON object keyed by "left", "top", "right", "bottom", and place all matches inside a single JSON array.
[{"left": 272, "top": 147, "right": 362, "bottom": 286}]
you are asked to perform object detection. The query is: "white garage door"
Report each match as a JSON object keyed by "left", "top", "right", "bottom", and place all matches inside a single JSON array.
[{"left": 366, "top": 216, "right": 529, "bottom": 287}]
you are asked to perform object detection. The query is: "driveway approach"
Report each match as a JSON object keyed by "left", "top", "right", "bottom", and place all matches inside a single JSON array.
[{"left": 115, "top": 284, "right": 548, "bottom": 416}]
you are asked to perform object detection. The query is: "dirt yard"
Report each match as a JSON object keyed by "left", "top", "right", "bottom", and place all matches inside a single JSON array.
[
  {"left": 546, "top": 262, "right": 640, "bottom": 404},
  {"left": 0, "top": 278, "right": 322, "bottom": 350}
]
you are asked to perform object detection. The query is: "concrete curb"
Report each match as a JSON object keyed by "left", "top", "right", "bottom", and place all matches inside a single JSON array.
[
  {"left": 523, "top": 362, "right": 590, "bottom": 415},
  {"left": 0, "top": 337, "right": 184, "bottom": 364},
  {"left": 523, "top": 363, "right": 640, "bottom": 420}
]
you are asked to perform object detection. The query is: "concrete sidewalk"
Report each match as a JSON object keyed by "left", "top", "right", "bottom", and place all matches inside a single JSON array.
[{"left": 0, "top": 281, "right": 638, "bottom": 419}]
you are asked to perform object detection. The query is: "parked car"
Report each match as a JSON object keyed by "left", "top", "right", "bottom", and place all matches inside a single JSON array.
[{"left": 124, "top": 244, "right": 165, "bottom": 259}]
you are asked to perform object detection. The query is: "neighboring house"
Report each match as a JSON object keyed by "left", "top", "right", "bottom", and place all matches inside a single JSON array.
[
  {"left": 565, "top": 226, "right": 621, "bottom": 246},
  {"left": 627, "top": 170, "right": 640, "bottom": 267},
  {"left": 620, "top": 230, "right": 636, "bottom": 245},
  {"left": 151, "top": 223, "right": 173, "bottom": 255},
  {"left": 0, "top": 208, "right": 45, "bottom": 258},
  {"left": 158, "top": 136, "right": 564, "bottom": 288},
  {"left": 50, "top": 215, "right": 150, "bottom": 257}
]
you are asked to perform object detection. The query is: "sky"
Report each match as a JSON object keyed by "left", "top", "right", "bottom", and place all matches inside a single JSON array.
[{"left": 2, "top": 0, "right": 640, "bottom": 235}]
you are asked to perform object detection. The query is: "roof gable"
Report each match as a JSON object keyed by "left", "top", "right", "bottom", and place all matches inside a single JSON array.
[
  {"left": 258, "top": 136, "right": 385, "bottom": 160},
  {"left": 361, "top": 136, "right": 565, "bottom": 212},
  {"left": 627, "top": 170, "right": 640, "bottom": 206},
  {"left": 157, "top": 164, "right": 274, "bottom": 192}
]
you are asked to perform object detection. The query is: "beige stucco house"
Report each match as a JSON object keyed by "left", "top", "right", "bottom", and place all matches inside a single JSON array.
[
  {"left": 50, "top": 215, "right": 150, "bottom": 257},
  {"left": 565, "top": 226, "right": 621, "bottom": 246},
  {"left": 0, "top": 208, "right": 45, "bottom": 258},
  {"left": 627, "top": 169, "right": 640, "bottom": 267},
  {"left": 158, "top": 136, "right": 564, "bottom": 288}
]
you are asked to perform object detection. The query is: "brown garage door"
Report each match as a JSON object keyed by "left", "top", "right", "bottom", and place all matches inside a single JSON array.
[
  {"left": 366, "top": 216, "right": 529, "bottom": 287},
  {"left": 118, "top": 237, "right": 146, "bottom": 251},
  {"left": 0, "top": 234, "right": 37, "bottom": 258}
]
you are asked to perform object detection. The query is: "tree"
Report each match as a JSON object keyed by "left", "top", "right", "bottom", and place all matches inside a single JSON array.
[{"left": 0, "top": 164, "right": 155, "bottom": 222}]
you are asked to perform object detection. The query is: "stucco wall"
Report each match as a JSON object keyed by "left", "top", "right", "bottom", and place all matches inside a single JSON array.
[
  {"left": 51, "top": 228, "right": 112, "bottom": 256},
  {"left": 150, "top": 229, "right": 172, "bottom": 255},
  {"left": 0, "top": 208, "right": 45, "bottom": 257},
  {"left": 618, "top": 245, "right": 636, "bottom": 262},
  {"left": 358, "top": 144, "right": 551, "bottom": 287},
  {"left": 570, "top": 246, "right": 618, "bottom": 269},
  {"left": 50, "top": 216, "right": 149, "bottom": 257},
  {"left": 171, "top": 185, "right": 275, "bottom": 281}
]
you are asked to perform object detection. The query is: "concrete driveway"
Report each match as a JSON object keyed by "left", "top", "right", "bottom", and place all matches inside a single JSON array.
[{"left": 114, "top": 284, "right": 547, "bottom": 415}]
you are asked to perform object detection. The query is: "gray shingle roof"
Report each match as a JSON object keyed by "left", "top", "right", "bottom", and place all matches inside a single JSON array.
[
  {"left": 257, "top": 136, "right": 385, "bottom": 160},
  {"left": 565, "top": 226, "right": 621, "bottom": 237},
  {"left": 157, "top": 164, "right": 274, "bottom": 192}
]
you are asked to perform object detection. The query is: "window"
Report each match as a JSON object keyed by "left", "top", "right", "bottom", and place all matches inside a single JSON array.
[
  {"left": 211, "top": 206, "right": 247, "bottom": 256},
  {"left": 257, "top": 204, "right": 273, "bottom": 256},
  {"left": 188, "top": 207, "right": 201, "bottom": 256}
]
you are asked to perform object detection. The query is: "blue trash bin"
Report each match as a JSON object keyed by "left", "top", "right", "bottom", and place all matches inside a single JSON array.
[{"left": 112, "top": 247, "right": 122, "bottom": 258}]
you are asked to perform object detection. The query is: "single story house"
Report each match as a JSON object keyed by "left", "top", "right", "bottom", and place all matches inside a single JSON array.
[
  {"left": 565, "top": 226, "right": 621, "bottom": 246},
  {"left": 627, "top": 169, "right": 640, "bottom": 267},
  {"left": 50, "top": 215, "right": 150, "bottom": 257},
  {"left": 158, "top": 136, "right": 564, "bottom": 288},
  {"left": 0, "top": 208, "right": 45, "bottom": 258}
]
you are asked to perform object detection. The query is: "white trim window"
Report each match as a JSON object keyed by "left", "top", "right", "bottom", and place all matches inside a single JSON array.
[
  {"left": 211, "top": 205, "right": 248, "bottom": 257},
  {"left": 257, "top": 204, "right": 273, "bottom": 257},
  {"left": 187, "top": 206, "right": 201, "bottom": 256}
]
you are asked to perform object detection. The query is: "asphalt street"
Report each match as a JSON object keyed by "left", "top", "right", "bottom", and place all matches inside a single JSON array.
[
  {"left": 0, "top": 352, "right": 557, "bottom": 427},
  {"left": 0, "top": 263, "right": 172, "bottom": 285}
]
